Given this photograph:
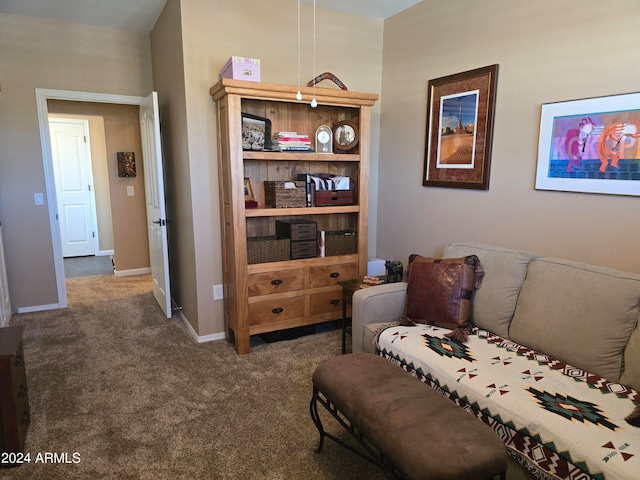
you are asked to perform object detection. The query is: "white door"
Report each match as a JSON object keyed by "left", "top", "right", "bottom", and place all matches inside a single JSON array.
[
  {"left": 49, "top": 119, "right": 98, "bottom": 257},
  {"left": 139, "top": 92, "right": 171, "bottom": 318}
]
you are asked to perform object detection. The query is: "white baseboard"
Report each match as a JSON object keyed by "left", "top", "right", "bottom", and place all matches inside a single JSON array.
[
  {"left": 17, "top": 303, "right": 63, "bottom": 314},
  {"left": 114, "top": 267, "right": 151, "bottom": 277},
  {"left": 173, "top": 300, "right": 226, "bottom": 343},
  {"left": 98, "top": 250, "right": 114, "bottom": 256}
]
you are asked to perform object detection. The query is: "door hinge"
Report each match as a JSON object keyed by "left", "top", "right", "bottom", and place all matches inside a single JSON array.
[
  {"left": 88, "top": 184, "right": 91, "bottom": 191},
  {"left": 92, "top": 232, "right": 95, "bottom": 238}
]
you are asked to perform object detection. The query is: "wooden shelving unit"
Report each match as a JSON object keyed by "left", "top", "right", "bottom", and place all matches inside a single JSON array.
[{"left": 210, "top": 79, "right": 378, "bottom": 354}]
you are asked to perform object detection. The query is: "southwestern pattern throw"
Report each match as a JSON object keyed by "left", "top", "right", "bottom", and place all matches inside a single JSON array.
[{"left": 377, "top": 324, "right": 639, "bottom": 480}]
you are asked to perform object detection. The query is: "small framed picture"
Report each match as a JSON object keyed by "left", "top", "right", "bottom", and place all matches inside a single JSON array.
[
  {"left": 241, "top": 113, "right": 271, "bottom": 151},
  {"left": 243, "top": 178, "right": 255, "bottom": 201},
  {"left": 117, "top": 152, "right": 136, "bottom": 177},
  {"left": 333, "top": 120, "right": 359, "bottom": 152}
]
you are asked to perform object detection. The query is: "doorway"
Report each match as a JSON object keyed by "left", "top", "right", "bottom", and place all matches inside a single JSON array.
[{"left": 35, "top": 88, "right": 172, "bottom": 317}]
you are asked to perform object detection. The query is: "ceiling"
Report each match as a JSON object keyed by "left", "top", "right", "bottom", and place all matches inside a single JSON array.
[{"left": 0, "top": 0, "right": 423, "bottom": 33}]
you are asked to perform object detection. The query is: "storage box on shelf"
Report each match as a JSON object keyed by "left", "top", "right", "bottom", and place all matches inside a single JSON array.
[
  {"left": 247, "top": 236, "right": 290, "bottom": 265},
  {"left": 264, "top": 181, "right": 307, "bottom": 208},
  {"left": 315, "top": 190, "right": 354, "bottom": 206},
  {"left": 210, "top": 78, "right": 378, "bottom": 354},
  {"left": 220, "top": 56, "right": 261, "bottom": 82},
  {"left": 276, "top": 219, "right": 318, "bottom": 260},
  {"left": 326, "top": 230, "right": 358, "bottom": 257}
]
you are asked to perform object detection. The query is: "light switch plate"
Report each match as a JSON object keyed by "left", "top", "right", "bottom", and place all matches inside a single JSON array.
[
  {"left": 213, "top": 284, "right": 224, "bottom": 300},
  {"left": 127, "top": 186, "right": 134, "bottom": 196}
]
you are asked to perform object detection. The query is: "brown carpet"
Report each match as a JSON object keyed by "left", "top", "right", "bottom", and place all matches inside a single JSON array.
[{"left": 3, "top": 274, "right": 384, "bottom": 480}]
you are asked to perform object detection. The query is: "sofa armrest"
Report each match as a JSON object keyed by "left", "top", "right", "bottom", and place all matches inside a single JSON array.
[{"left": 351, "top": 282, "right": 407, "bottom": 353}]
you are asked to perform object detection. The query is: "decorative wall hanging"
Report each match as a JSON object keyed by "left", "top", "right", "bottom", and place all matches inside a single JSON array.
[
  {"left": 117, "top": 152, "right": 136, "bottom": 177},
  {"left": 423, "top": 64, "right": 498, "bottom": 190},
  {"left": 307, "top": 72, "right": 348, "bottom": 90},
  {"left": 535, "top": 92, "right": 640, "bottom": 196}
]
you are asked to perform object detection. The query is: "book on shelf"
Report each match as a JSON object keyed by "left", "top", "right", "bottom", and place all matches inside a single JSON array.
[
  {"left": 296, "top": 173, "right": 313, "bottom": 207},
  {"left": 272, "top": 131, "right": 313, "bottom": 152}
]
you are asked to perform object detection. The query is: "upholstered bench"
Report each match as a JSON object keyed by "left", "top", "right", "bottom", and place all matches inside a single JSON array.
[{"left": 310, "top": 353, "right": 507, "bottom": 480}]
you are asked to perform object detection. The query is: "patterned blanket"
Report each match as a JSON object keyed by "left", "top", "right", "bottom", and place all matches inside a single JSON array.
[{"left": 376, "top": 324, "right": 640, "bottom": 480}]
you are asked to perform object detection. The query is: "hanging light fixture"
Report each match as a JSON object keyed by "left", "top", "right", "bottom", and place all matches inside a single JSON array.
[
  {"left": 296, "top": 0, "right": 302, "bottom": 101},
  {"left": 310, "top": 0, "right": 318, "bottom": 108}
]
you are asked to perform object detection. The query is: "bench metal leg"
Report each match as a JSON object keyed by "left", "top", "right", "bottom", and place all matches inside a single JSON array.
[
  {"left": 310, "top": 387, "right": 405, "bottom": 479},
  {"left": 309, "top": 388, "right": 326, "bottom": 454}
]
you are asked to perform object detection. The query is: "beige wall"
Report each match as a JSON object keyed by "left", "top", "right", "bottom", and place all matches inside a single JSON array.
[
  {"left": 48, "top": 102, "right": 150, "bottom": 272},
  {"left": 152, "top": 0, "right": 384, "bottom": 336},
  {"left": 150, "top": 0, "right": 197, "bottom": 330},
  {"left": 378, "top": 0, "right": 640, "bottom": 274},
  {"left": 0, "top": 13, "right": 152, "bottom": 309}
]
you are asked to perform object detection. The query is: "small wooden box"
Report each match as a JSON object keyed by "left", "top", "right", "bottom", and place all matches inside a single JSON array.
[
  {"left": 315, "top": 190, "right": 354, "bottom": 206},
  {"left": 290, "top": 240, "right": 317, "bottom": 260},
  {"left": 276, "top": 219, "right": 317, "bottom": 241}
]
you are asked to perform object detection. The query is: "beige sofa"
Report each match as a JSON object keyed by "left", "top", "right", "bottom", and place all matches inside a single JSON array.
[{"left": 352, "top": 242, "right": 640, "bottom": 480}]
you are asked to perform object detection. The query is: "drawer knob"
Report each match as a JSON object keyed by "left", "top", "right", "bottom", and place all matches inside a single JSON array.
[
  {"left": 272, "top": 307, "right": 284, "bottom": 314},
  {"left": 330, "top": 299, "right": 340, "bottom": 305},
  {"left": 329, "top": 272, "right": 340, "bottom": 278},
  {"left": 271, "top": 279, "right": 283, "bottom": 286}
]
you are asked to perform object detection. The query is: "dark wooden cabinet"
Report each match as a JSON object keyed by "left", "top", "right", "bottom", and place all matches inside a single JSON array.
[{"left": 0, "top": 325, "right": 30, "bottom": 460}]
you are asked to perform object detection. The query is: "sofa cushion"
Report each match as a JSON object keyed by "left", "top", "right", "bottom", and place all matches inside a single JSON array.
[
  {"left": 509, "top": 257, "right": 640, "bottom": 382},
  {"left": 442, "top": 242, "right": 537, "bottom": 338},
  {"left": 404, "top": 255, "right": 482, "bottom": 331},
  {"left": 621, "top": 323, "right": 640, "bottom": 392}
]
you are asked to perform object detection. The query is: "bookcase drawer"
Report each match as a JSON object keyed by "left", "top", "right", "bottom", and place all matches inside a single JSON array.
[
  {"left": 309, "top": 263, "right": 358, "bottom": 288},
  {"left": 310, "top": 290, "right": 343, "bottom": 316},
  {"left": 248, "top": 269, "right": 304, "bottom": 297},
  {"left": 249, "top": 297, "right": 305, "bottom": 326}
]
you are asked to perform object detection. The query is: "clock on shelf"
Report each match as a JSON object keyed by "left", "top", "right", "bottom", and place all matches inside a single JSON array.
[
  {"left": 315, "top": 125, "right": 333, "bottom": 154},
  {"left": 333, "top": 120, "right": 359, "bottom": 153}
]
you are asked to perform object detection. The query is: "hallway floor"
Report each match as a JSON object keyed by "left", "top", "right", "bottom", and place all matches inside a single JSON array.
[{"left": 63, "top": 255, "right": 114, "bottom": 278}]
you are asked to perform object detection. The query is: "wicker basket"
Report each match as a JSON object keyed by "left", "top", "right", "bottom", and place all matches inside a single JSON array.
[
  {"left": 247, "top": 236, "right": 290, "bottom": 264},
  {"left": 325, "top": 230, "right": 357, "bottom": 256},
  {"left": 264, "top": 180, "right": 307, "bottom": 208}
]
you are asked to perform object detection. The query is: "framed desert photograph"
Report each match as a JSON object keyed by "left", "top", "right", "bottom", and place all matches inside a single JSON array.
[
  {"left": 535, "top": 92, "right": 640, "bottom": 196},
  {"left": 423, "top": 64, "right": 499, "bottom": 190}
]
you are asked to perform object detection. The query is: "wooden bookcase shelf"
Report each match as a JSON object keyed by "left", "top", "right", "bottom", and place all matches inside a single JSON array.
[{"left": 211, "top": 79, "right": 378, "bottom": 354}]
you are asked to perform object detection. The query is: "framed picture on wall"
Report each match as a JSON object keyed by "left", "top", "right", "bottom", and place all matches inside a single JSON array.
[
  {"left": 535, "top": 92, "right": 640, "bottom": 196},
  {"left": 423, "top": 64, "right": 499, "bottom": 190}
]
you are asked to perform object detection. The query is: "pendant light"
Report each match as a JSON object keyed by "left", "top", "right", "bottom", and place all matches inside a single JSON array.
[
  {"left": 310, "top": 0, "right": 318, "bottom": 108},
  {"left": 296, "top": 0, "right": 302, "bottom": 101}
]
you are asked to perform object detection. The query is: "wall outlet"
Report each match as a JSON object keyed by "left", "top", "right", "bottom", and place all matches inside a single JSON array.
[{"left": 213, "top": 284, "right": 224, "bottom": 300}]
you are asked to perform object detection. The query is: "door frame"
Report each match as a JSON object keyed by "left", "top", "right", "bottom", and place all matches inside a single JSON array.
[
  {"left": 36, "top": 88, "right": 147, "bottom": 309},
  {"left": 49, "top": 117, "right": 100, "bottom": 258}
]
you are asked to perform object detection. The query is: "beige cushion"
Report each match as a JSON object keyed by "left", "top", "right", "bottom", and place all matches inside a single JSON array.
[
  {"left": 509, "top": 257, "right": 640, "bottom": 382},
  {"left": 443, "top": 243, "right": 537, "bottom": 338},
  {"left": 620, "top": 323, "right": 640, "bottom": 391}
]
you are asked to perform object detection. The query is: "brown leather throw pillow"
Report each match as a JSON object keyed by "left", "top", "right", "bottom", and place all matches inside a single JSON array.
[{"left": 400, "top": 255, "right": 484, "bottom": 343}]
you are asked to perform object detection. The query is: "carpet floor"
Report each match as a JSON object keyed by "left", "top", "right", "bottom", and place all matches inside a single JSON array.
[{"left": 3, "top": 274, "right": 384, "bottom": 480}]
